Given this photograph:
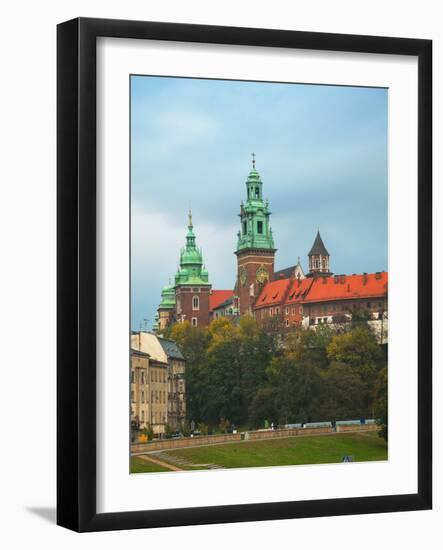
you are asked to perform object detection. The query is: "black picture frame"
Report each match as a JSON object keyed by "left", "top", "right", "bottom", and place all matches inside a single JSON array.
[{"left": 57, "top": 17, "right": 432, "bottom": 532}]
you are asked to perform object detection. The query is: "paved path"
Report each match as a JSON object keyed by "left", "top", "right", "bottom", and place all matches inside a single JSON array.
[
  {"left": 137, "top": 453, "right": 183, "bottom": 472},
  {"left": 153, "top": 451, "right": 223, "bottom": 470}
]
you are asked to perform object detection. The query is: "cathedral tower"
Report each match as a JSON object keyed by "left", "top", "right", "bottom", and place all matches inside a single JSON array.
[
  {"left": 175, "top": 211, "right": 211, "bottom": 326},
  {"left": 157, "top": 282, "right": 176, "bottom": 331},
  {"left": 307, "top": 230, "right": 332, "bottom": 276},
  {"left": 235, "top": 154, "right": 276, "bottom": 314}
]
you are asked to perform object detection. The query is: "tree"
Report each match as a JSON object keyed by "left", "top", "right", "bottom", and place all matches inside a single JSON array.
[
  {"left": 326, "top": 326, "right": 384, "bottom": 414},
  {"left": 248, "top": 386, "right": 277, "bottom": 428},
  {"left": 318, "top": 361, "right": 366, "bottom": 420},
  {"left": 374, "top": 367, "right": 388, "bottom": 441},
  {"left": 165, "top": 321, "right": 211, "bottom": 422}
]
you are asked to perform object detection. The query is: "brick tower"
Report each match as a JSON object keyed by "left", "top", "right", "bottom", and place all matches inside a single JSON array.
[
  {"left": 174, "top": 211, "right": 211, "bottom": 327},
  {"left": 235, "top": 154, "right": 276, "bottom": 315}
]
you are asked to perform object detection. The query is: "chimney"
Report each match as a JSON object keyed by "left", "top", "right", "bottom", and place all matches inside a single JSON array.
[
  {"left": 363, "top": 272, "right": 368, "bottom": 285},
  {"left": 375, "top": 272, "right": 381, "bottom": 280}
]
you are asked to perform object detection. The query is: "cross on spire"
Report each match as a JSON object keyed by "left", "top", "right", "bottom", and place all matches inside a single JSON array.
[
  {"left": 188, "top": 208, "right": 193, "bottom": 229},
  {"left": 252, "top": 152, "right": 256, "bottom": 168}
]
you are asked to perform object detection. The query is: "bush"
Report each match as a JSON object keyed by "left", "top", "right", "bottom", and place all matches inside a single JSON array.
[
  {"left": 218, "top": 417, "right": 230, "bottom": 433},
  {"left": 142, "top": 425, "right": 154, "bottom": 441},
  {"left": 164, "top": 423, "right": 174, "bottom": 439},
  {"left": 180, "top": 421, "right": 192, "bottom": 437},
  {"left": 197, "top": 422, "right": 209, "bottom": 435}
]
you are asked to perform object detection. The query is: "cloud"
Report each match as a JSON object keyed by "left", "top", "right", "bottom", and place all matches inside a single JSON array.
[{"left": 130, "top": 76, "right": 387, "bottom": 329}]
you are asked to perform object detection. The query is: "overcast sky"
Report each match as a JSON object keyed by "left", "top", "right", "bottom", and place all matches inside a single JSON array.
[{"left": 131, "top": 75, "right": 388, "bottom": 331}]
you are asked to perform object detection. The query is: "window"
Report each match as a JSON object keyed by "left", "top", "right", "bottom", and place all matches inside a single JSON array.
[
  {"left": 131, "top": 371, "right": 135, "bottom": 383},
  {"left": 257, "top": 221, "right": 263, "bottom": 234},
  {"left": 141, "top": 391, "right": 145, "bottom": 403},
  {"left": 285, "top": 319, "right": 290, "bottom": 327},
  {"left": 276, "top": 307, "right": 280, "bottom": 314},
  {"left": 299, "top": 306, "right": 303, "bottom": 314},
  {"left": 192, "top": 295, "right": 200, "bottom": 310},
  {"left": 141, "top": 410, "right": 144, "bottom": 422},
  {"left": 192, "top": 317, "right": 198, "bottom": 327},
  {"left": 141, "top": 372, "right": 145, "bottom": 384},
  {"left": 285, "top": 307, "right": 289, "bottom": 315},
  {"left": 255, "top": 186, "right": 259, "bottom": 199},
  {"left": 243, "top": 221, "right": 247, "bottom": 235}
]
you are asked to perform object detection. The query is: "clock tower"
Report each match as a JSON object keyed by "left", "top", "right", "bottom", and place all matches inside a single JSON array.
[{"left": 235, "top": 154, "right": 276, "bottom": 315}]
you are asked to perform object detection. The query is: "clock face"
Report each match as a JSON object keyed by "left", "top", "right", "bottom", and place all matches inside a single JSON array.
[
  {"left": 239, "top": 267, "right": 247, "bottom": 286},
  {"left": 256, "top": 266, "right": 269, "bottom": 284}
]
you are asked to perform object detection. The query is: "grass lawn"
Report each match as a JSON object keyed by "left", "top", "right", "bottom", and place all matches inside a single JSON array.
[
  {"left": 130, "top": 456, "right": 171, "bottom": 473},
  {"left": 160, "top": 432, "right": 387, "bottom": 470}
]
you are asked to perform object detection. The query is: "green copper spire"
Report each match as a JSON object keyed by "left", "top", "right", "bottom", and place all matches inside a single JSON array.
[
  {"left": 236, "top": 154, "right": 275, "bottom": 252},
  {"left": 175, "top": 210, "right": 210, "bottom": 286}
]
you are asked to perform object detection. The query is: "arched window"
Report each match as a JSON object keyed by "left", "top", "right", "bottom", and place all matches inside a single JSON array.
[
  {"left": 192, "top": 295, "right": 200, "bottom": 310},
  {"left": 255, "top": 186, "right": 259, "bottom": 199}
]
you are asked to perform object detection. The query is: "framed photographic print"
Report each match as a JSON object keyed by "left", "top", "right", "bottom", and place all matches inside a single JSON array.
[{"left": 57, "top": 17, "right": 432, "bottom": 532}]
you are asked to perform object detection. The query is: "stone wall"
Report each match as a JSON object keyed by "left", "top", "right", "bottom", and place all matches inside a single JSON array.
[{"left": 131, "top": 423, "right": 377, "bottom": 454}]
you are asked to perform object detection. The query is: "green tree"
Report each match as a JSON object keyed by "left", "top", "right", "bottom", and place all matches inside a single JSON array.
[
  {"left": 374, "top": 367, "right": 388, "bottom": 441},
  {"left": 165, "top": 321, "right": 211, "bottom": 423},
  {"left": 319, "top": 361, "right": 367, "bottom": 420},
  {"left": 327, "top": 326, "right": 384, "bottom": 413},
  {"left": 248, "top": 386, "right": 277, "bottom": 428}
]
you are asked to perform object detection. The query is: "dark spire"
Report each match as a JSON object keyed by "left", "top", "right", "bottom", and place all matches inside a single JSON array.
[{"left": 308, "top": 230, "right": 329, "bottom": 256}]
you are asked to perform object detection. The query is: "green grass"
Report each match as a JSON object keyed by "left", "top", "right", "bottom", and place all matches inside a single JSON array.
[
  {"left": 130, "top": 456, "right": 171, "bottom": 473},
  {"left": 160, "top": 432, "right": 387, "bottom": 470}
]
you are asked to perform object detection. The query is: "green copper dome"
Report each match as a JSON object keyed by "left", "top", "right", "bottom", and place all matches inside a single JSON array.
[
  {"left": 159, "top": 283, "right": 176, "bottom": 310},
  {"left": 152, "top": 312, "right": 160, "bottom": 332},
  {"left": 175, "top": 211, "right": 210, "bottom": 286},
  {"left": 236, "top": 155, "right": 275, "bottom": 253}
]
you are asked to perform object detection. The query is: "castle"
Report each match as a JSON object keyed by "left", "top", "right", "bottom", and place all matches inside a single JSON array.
[{"left": 152, "top": 156, "right": 388, "bottom": 339}]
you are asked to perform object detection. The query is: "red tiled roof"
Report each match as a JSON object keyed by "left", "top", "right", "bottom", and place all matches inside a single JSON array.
[
  {"left": 254, "top": 272, "right": 387, "bottom": 309},
  {"left": 254, "top": 279, "right": 292, "bottom": 308},
  {"left": 210, "top": 290, "right": 235, "bottom": 311},
  {"left": 303, "top": 272, "right": 388, "bottom": 303},
  {"left": 285, "top": 278, "right": 314, "bottom": 304}
]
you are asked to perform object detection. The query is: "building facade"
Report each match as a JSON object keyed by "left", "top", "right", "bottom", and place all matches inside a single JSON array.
[
  {"left": 158, "top": 337, "right": 187, "bottom": 428},
  {"left": 131, "top": 332, "right": 183, "bottom": 436},
  {"left": 130, "top": 350, "right": 151, "bottom": 432},
  {"left": 151, "top": 156, "right": 388, "bottom": 340}
]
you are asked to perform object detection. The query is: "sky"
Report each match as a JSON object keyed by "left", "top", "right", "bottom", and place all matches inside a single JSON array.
[{"left": 131, "top": 75, "right": 388, "bottom": 331}]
